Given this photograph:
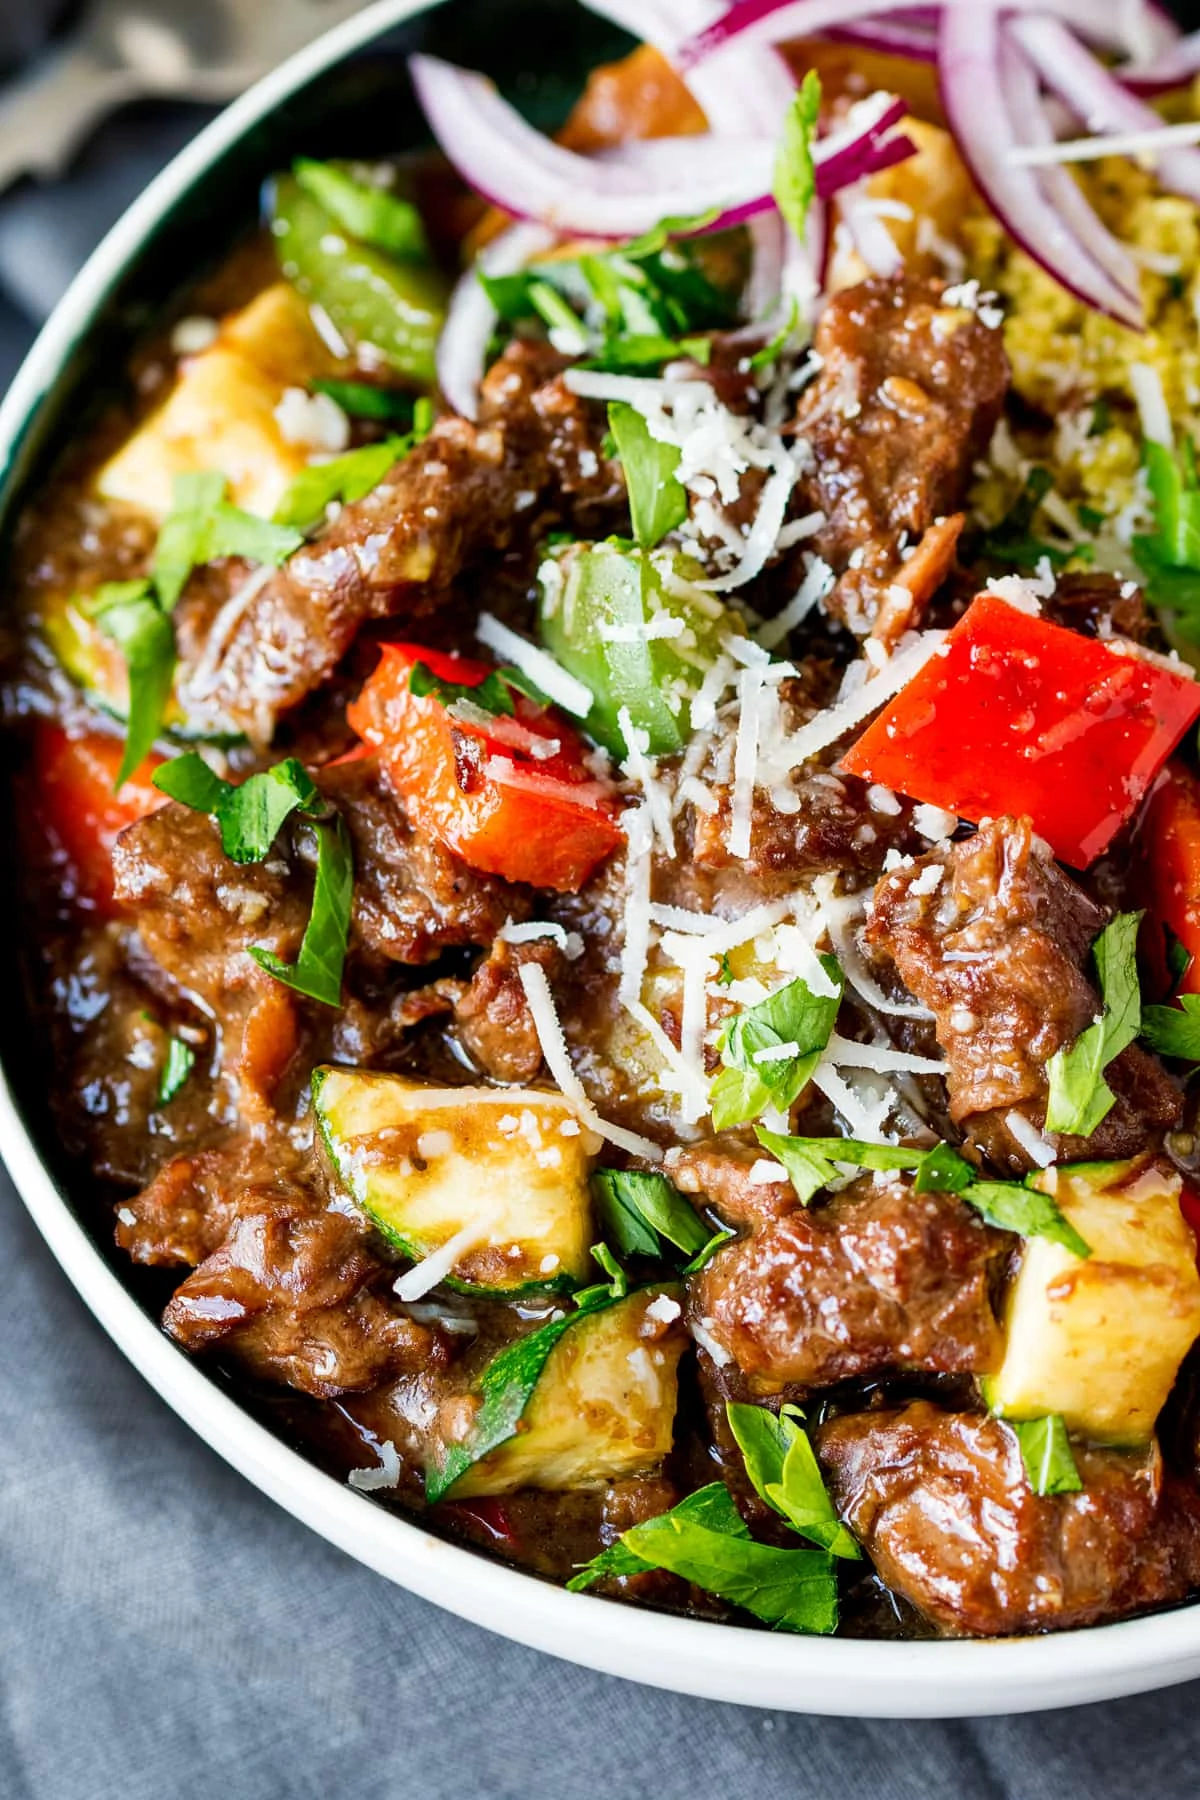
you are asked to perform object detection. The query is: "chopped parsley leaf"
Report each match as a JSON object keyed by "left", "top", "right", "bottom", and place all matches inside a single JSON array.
[{"left": 1045, "top": 911, "right": 1143, "bottom": 1139}]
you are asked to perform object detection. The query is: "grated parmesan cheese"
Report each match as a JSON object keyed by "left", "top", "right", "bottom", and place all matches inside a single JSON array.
[
  {"left": 826, "top": 1033, "right": 946, "bottom": 1076},
  {"left": 476, "top": 612, "right": 593, "bottom": 718},
  {"left": 518, "top": 961, "right": 664, "bottom": 1161},
  {"left": 348, "top": 1436, "right": 402, "bottom": 1493},
  {"left": 498, "top": 917, "right": 584, "bottom": 959},
  {"left": 1005, "top": 1109, "right": 1058, "bottom": 1168}
]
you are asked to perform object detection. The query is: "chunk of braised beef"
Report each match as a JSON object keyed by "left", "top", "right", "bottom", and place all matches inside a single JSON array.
[
  {"left": 685, "top": 674, "right": 923, "bottom": 884},
  {"left": 171, "top": 341, "right": 622, "bottom": 742},
  {"left": 162, "top": 1198, "right": 441, "bottom": 1397},
  {"left": 452, "top": 936, "right": 560, "bottom": 1083},
  {"left": 866, "top": 816, "right": 1180, "bottom": 1170},
  {"left": 115, "top": 1142, "right": 298, "bottom": 1267},
  {"left": 792, "top": 275, "right": 1008, "bottom": 634},
  {"left": 817, "top": 1402, "right": 1200, "bottom": 1636},
  {"left": 687, "top": 1171, "right": 1005, "bottom": 1391},
  {"left": 667, "top": 1138, "right": 794, "bottom": 1229},
  {"left": 314, "top": 757, "right": 526, "bottom": 970},
  {"left": 1043, "top": 571, "right": 1154, "bottom": 643},
  {"left": 110, "top": 757, "right": 526, "bottom": 1112}
]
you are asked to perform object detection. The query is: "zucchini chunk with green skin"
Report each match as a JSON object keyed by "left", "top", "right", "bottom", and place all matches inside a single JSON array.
[
  {"left": 426, "top": 1287, "right": 686, "bottom": 1503},
  {"left": 40, "top": 590, "right": 238, "bottom": 745},
  {"left": 313, "top": 1067, "right": 600, "bottom": 1296},
  {"left": 983, "top": 1157, "right": 1200, "bottom": 1446}
]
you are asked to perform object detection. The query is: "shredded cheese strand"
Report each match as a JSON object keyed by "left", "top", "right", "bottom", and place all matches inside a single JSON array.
[{"left": 519, "top": 961, "right": 664, "bottom": 1162}]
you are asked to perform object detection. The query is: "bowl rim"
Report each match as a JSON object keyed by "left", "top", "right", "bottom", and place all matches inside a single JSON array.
[{"left": 4, "top": 0, "right": 1200, "bottom": 1718}]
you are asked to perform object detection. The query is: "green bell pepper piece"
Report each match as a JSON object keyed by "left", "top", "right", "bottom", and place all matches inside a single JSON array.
[
  {"left": 539, "top": 542, "right": 734, "bottom": 758},
  {"left": 270, "top": 174, "right": 446, "bottom": 384}
]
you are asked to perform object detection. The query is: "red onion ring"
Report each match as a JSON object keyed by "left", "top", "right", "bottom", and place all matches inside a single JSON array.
[
  {"left": 999, "top": 26, "right": 1142, "bottom": 311},
  {"left": 436, "top": 220, "right": 557, "bottom": 419},
  {"left": 411, "top": 53, "right": 916, "bottom": 240},
  {"left": 937, "top": 6, "right": 1143, "bottom": 330},
  {"left": 823, "top": 20, "right": 937, "bottom": 60},
  {"left": 678, "top": 0, "right": 1176, "bottom": 71},
  {"left": 1012, "top": 13, "right": 1200, "bottom": 205}
]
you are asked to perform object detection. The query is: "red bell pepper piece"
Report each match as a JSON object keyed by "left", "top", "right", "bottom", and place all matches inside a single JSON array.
[
  {"left": 841, "top": 593, "right": 1200, "bottom": 868},
  {"left": 1136, "top": 762, "right": 1200, "bottom": 998},
  {"left": 29, "top": 722, "right": 165, "bottom": 913},
  {"left": 348, "top": 643, "right": 624, "bottom": 892}
]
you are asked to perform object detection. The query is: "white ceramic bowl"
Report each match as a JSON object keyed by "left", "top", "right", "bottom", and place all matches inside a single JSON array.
[{"left": 3, "top": 0, "right": 1200, "bottom": 1716}]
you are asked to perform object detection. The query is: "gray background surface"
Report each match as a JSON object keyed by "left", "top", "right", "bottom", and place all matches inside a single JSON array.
[{"left": 1, "top": 38, "right": 1199, "bottom": 1800}]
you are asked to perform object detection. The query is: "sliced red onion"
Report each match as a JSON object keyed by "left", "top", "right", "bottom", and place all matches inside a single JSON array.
[
  {"left": 823, "top": 19, "right": 937, "bottom": 60},
  {"left": 411, "top": 52, "right": 916, "bottom": 241},
  {"left": 410, "top": 54, "right": 776, "bottom": 236},
  {"left": 679, "top": 0, "right": 1175, "bottom": 70},
  {"left": 1012, "top": 13, "right": 1200, "bottom": 204},
  {"left": 437, "top": 221, "right": 555, "bottom": 419},
  {"left": 744, "top": 210, "right": 789, "bottom": 317},
  {"left": 1124, "top": 30, "right": 1200, "bottom": 96},
  {"left": 1000, "top": 26, "right": 1142, "bottom": 308},
  {"left": 577, "top": 0, "right": 796, "bottom": 136},
  {"left": 838, "top": 184, "right": 905, "bottom": 276},
  {"left": 937, "top": 7, "right": 1143, "bottom": 330}
]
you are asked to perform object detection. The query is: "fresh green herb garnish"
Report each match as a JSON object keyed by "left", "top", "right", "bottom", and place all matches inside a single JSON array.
[
  {"left": 408, "top": 660, "right": 517, "bottom": 718},
  {"left": 716, "top": 953, "right": 736, "bottom": 987},
  {"left": 1005, "top": 1414, "right": 1083, "bottom": 1497},
  {"left": 293, "top": 158, "right": 429, "bottom": 260},
  {"left": 153, "top": 750, "right": 351, "bottom": 1008},
  {"left": 572, "top": 1241, "right": 629, "bottom": 1307},
  {"left": 1089, "top": 399, "right": 1111, "bottom": 437},
  {"left": 752, "top": 1127, "right": 917, "bottom": 1204},
  {"left": 961, "top": 1180, "right": 1091, "bottom": 1259},
  {"left": 709, "top": 960, "right": 843, "bottom": 1131},
  {"left": 527, "top": 279, "right": 591, "bottom": 354},
  {"left": 1045, "top": 911, "right": 1143, "bottom": 1139},
  {"left": 249, "top": 814, "right": 354, "bottom": 1008},
  {"left": 481, "top": 215, "right": 733, "bottom": 375},
  {"left": 1133, "top": 437, "right": 1200, "bottom": 635},
  {"left": 153, "top": 751, "right": 324, "bottom": 863},
  {"left": 1166, "top": 924, "right": 1194, "bottom": 990},
  {"left": 579, "top": 333, "right": 711, "bottom": 372},
  {"left": 567, "top": 1480, "right": 839, "bottom": 1634},
  {"left": 726, "top": 1402, "right": 859, "bottom": 1559},
  {"left": 157, "top": 1035, "right": 195, "bottom": 1106},
  {"left": 978, "top": 467, "right": 1070, "bottom": 572},
  {"left": 273, "top": 434, "right": 416, "bottom": 534},
  {"left": 607, "top": 401, "right": 687, "bottom": 550},
  {"left": 681, "top": 1226, "right": 737, "bottom": 1273},
  {"left": 751, "top": 1125, "right": 1088, "bottom": 1254},
  {"left": 311, "top": 379, "right": 419, "bottom": 423},
  {"left": 592, "top": 1168, "right": 712, "bottom": 1261},
  {"left": 85, "top": 581, "right": 176, "bottom": 788},
  {"left": 1142, "top": 992, "right": 1200, "bottom": 1061},
  {"left": 154, "top": 471, "right": 303, "bottom": 609},
  {"left": 748, "top": 298, "right": 802, "bottom": 371},
  {"left": 772, "top": 70, "right": 821, "bottom": 244},
  {"left": 84, "top": 472, "right": 304, "bottom": 786}
]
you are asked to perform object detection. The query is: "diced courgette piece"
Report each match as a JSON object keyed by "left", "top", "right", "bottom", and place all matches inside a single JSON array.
[
  {"left": 426, "top": 1286, "right": 686, "bottom": 1503},
  {"left": 40, "top": 589, "right": 236, "bottom": 743},
  {"left": 983, "top": 1157, "right": 1200, "bottom": 1446},
  {"left": 313, "top": 1067, "right": 600, "bottom": 1296},
  {"left": 97, "top": 284, "right": 342, "bottom": 522},
  {"left": 270, "top": 175, "right": 446, "bottom": 383}
]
